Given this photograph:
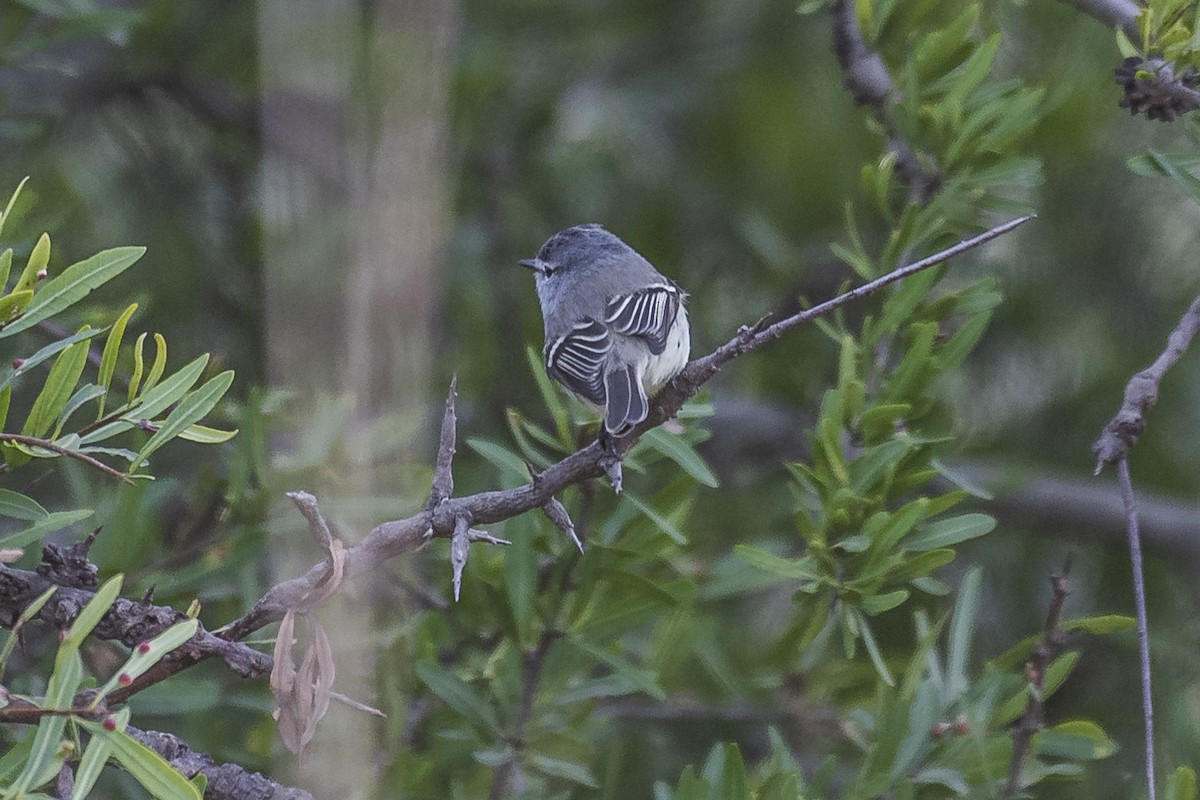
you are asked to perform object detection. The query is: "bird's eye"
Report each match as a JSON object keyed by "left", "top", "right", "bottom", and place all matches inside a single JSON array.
[{"left": 542, "top": 266, "right": 555, "bottom": 276}]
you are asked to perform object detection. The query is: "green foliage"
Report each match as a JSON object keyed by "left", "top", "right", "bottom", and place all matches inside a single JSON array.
[
  {"left": 6, "top": 0, "right": 1194, "bottom": 795},
  {"left": 656, "top": 739, "right": 807, "bottom": 800},
  {"left": 1131, "top": 0, "right": 1200, "bottom": 64},
  {"left": 0, "top": 575, "right": 200, "bottom": 799},
  {"left": 393, "top": 1, "right": 1124, "bottom": 797},
  {"left": 0, "top": 179, "right": 236, "bottom": 498},
  {"left": 0, "top": 180, "right": 243, "bottom": 793}
]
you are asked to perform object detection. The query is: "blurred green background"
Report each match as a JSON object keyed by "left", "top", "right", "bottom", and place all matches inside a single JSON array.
[{"left": 3, "top": 0, "right": 1200, "bottom": 797}]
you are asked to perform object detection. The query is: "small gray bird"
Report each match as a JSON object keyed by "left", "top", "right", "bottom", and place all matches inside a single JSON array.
[{"left": 521, "top": 224, "right": 690, "bottom": 437}]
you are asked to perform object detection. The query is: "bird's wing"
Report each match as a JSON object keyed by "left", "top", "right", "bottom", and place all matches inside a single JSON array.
[
  {"left": 604, "top": 283, "right": 682, "bottom": 355},
  {"left": 545, "top": 318, "right": 609, "bottom": 406}
]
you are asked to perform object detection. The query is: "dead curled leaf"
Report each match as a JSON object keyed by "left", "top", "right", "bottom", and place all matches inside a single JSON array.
[{"left": 270, "top": 609, "right": 335, "bottom": 760}]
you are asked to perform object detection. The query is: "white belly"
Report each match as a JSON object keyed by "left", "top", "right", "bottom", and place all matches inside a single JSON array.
[{"left": 641, "top": 306, "right": 690, "bottom": 394}]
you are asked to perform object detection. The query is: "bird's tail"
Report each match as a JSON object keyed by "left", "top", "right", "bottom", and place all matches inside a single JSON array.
[{"left": 604, "top": 362, "right": 649, "bottom": 436}]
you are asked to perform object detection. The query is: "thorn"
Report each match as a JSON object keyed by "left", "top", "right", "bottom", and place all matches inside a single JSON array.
[
  {"left": 429, "top": 375, "right": 459, "bottom": 507},
  {"left": 450, "top": 516, "right": 470, "bottom": 602},
  {"left": 542, "top": 497, "right": 584, "bottom": 553},
  {"left": 467, "top": 529, "right": 511, "bottom": 546}
]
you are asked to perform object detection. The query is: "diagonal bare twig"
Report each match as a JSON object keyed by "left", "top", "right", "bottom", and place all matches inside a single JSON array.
[{"left": 0, "top": 433, "right": 134, "bottom": 485}]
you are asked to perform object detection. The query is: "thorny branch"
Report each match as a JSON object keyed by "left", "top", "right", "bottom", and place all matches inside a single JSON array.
[
  {"left": 128, "top": 726, "right": 314, "bottom": 800},
  {"left": 3, "top": 216, "right": 1033, "bottom": 693},
  {"left": 1005, "top": 556, "right": 1072, "bottom": 797},
  {"left": 215, "top": 215, "right": 1032, "bottom": 648},
  {"left": 0, "top": 215, "right": 1034, "bottom": 789}
]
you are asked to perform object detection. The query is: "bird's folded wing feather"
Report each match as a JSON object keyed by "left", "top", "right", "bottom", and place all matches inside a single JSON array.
[
  {"left": 604, "top": 283, "right": 681, "bottom": 355},
  {"left": 545, "top": 318, "right": 609, "bottom": 405}
]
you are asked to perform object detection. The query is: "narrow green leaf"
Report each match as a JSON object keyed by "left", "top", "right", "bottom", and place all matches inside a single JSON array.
[
  {"left": 81, "top": 354, "right": 211, "bottom": 445},
  {"left": 128, "top": 332, "right": 147, "bottom": 404},
  {"left": 504, "top": 528, "right": 536, "bottom": 641},
  {"left": 528, "top": 752, "right": 600, "bottom": 789},
  {"left": 947, "top": 566, "right": 981, "bottom": 697},
  {"left": 0, "top": 288, "right": 33, "bottom": 321},
  {"left": 571, "top": 637, "right": 666, "bottom": 699},
  {"left": 905, "top": 513, "right": 996, "bottom": 551},
  {"left": 0, "top": 734, "right": 34, "bottom": 784},
  {"left": 717, "top": 743, "right": 747, "bottom": 799},
  {"left": 175, "top": 424, "right": 239, "bottom": 444},
  {"left": 885, "top": 548, "right": 955, "bottom": 584},
  {"left": 0, "top": 585, "right": 56, "bottom": 679},
  {"left": 22, "top": 330, "right": 92, "bottom": 437},
  {"left": 1, "top": 246, "right": 145, "bottom": 338},
  {"left": 97, "top": 302, "right": 137, "bottom": 418},
  {"left": 0, "top": 176, "right": 30, "bottom": 238},
  {"left": 53, "top": 384, "right": 106, "bottom": 439},
  {"left": 131, "top": 370, "right": 234, "bottom": 471},
  {"left": 15, "top": 232, "right": 51, "bottom": 294},
  {"left": 0, "top": 385, "right": 9, "bottom": 430},
  {"left": 94, "top": 619, "right": 199, "bottom": 704},
  {"left": 733, "top": 545, "right": 821, "bottom": 580},
  {"left": 1034, "top": 720, "right": 1116, "bottom": 760},
  {"left": 143, "top": 332, "right": 167, "bottom": 394},
  {"left": 994, "top": 651, "right": 1082, "bottom": 725},
  {"left": 862, "top": 589, "right": 909, "bottom": 615},
  {"left": 892, "top": 681, "right": 939, "bottom": 777},
  {"left": 637, "top": 428, "right": 719, "bottom": 488},
  {"left": 525, "top": 346, "right": 571, "bottom": 445},
  {"left": 414, "top": 661, "right": 501, "bottom": 737},
  {"left": 8, "top": 713, "right": 68, "bottom": 794},
  {"left": 11, "top": 650, "right": 85, "bottom": 791},
  {"left": 835, "top": 534, "right": 871, "bottom": 552},
  {"left": 854, "top": 610, "right": 895, "bottom": 686},
  {"left": 71, "top": 731, "right": 116, "bottom": 800},
  {"left": 79, "top": 714, "right": 201, "bottom": 800},
  {"left": 0, "top": 508, "right": 94, "bottom": 550},
  {"left": 1168, "top": 766, "right": 1198, "bottom": 800},
  {"left": 913, "top": 767, "right": 969, "bottom": 794},
  {"left": 1062, "top": 614, "right": 1136, "bottom": 635},
  {"left": 623, "top": 492, "right": 687, "bottom": 544},
  {"left": 465, "top": 437, "right": 529, "bottom": 484},
  {"left": 62, "top": 574, "right": 124, "bottom": 655},
  {"left": 0, "top": 326, "right": 106, "bottom": 394},
  {"left": 0, "top": 488, "right": 48, "bottom": 520}
]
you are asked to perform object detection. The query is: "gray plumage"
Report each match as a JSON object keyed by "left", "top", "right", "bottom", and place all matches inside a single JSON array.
[{"left": 521, "top": 224, "right": 690, "bottom": 436}]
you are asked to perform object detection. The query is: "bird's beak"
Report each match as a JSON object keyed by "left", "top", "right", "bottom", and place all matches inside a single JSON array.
[{"left": 519, "top": 258, "right": 543, "bottom": 273}]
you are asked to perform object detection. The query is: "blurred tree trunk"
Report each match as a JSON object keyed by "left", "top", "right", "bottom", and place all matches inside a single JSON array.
[{"left": 258, "top": 0, "right": 457, "bottom": 795}]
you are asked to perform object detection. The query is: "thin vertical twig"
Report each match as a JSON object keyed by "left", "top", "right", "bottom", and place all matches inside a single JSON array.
[
  {"left": 1117, "top": 457, "right": 1156, "bottom": 800},
  {"left": 1005, "top": 556, "right": 1072, "bottom": 797}
]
